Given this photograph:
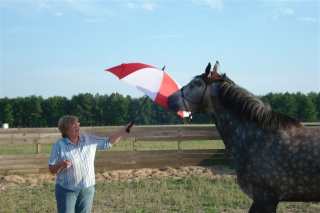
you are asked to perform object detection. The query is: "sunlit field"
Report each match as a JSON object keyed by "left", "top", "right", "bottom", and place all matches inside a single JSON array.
[
  {"left": 1, "top": 140, "right": 320, "bottom": 212},
  {"left": 1, "top": 176, "right": 320, "bottom": 213}
]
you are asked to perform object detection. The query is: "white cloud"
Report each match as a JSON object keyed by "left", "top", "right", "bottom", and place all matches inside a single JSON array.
[
  {"left": 271, "top": 6, "right": 318, "bottom": 24},
  {"left": 281, "top": 8, "right": 294, "bottom": 16},
  {"left": 37, "top": 0, "right": 51, "bottom": 9},
  {"left": 191, "top": 0, "right": 224, "bottom": 10},
  {"left": 126, "top": 2, "right": 137, "bottom": 9},
  {"left": 272, "top": 7, "right": 295, "bottom": 20},
  {"left": 54, "top": 12, "right": 64, "bottom": 17},
  {"left": 0, "top": 0, "right": 113, "bottom": 20},
  {"left": 142, "top": 2, "right": 156, "bottom": 11},
  {"left": 62, "top": 0, "right": 113, "bottom": 18},
  {"left": 0, "top": 0, "right": 160, "bottom": 23},
  {"left": 297, "top": 17, "right": 317, "bottom": 23},
  {"left": 126, "top": 1, "right": 157, "bottom": 11}
]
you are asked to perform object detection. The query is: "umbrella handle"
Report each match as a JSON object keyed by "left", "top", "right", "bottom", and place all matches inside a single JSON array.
[
  {"left": 126, "top": 121, "right": 135, "bottom": 133},
  {"left": 125, "top": 96, "right": 148, "bottom": 133}
]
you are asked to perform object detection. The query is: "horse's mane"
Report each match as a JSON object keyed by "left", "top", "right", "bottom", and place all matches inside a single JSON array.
[{"left": 218, "top": 81, "right": 302, "bottom": 130}]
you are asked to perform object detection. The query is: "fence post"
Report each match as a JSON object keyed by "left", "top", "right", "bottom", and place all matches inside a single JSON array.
[
  {"left": 36, "top": 142, "right": 41, "bottom": 154},
  {"left": 177, "top": 129, "right": 182, "bottom": 152},
  {"left": 35, "top": 133, "right": 41, "bottom": 154},
  {"left": 177, "top": 140, "right": 182, "bottom": 151},
  {"left": 133, "top": 137, "right": 137, "bottom": 151}
]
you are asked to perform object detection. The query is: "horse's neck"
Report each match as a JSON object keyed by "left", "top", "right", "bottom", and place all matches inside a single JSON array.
[
  {"left": 213, "top": 108, "right": 263, "bottom": 153},
  {"left": 212, "top": 109, "right": 265, "bottom": 171}
]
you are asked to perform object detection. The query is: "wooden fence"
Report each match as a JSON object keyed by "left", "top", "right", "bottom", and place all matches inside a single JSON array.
[
  {"left": 0, "top": 125, "right": 226, "bottom": 175},
  {"left": 0, "top": 123, "right": 318, "bottom": 175}
]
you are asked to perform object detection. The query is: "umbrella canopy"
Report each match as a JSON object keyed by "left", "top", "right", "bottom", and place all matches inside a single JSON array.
[{"left": 105, "top": 63, "right": 189, "bottom": 118}]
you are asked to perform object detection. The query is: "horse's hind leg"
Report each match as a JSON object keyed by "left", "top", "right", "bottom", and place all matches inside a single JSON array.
[{"left": 248, "top": 198, "right": 279, "bottom": 213}]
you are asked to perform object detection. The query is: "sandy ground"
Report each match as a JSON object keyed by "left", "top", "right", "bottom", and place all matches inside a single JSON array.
[{"left": 0, "top": 166, "right": 235, "bottom": 191}]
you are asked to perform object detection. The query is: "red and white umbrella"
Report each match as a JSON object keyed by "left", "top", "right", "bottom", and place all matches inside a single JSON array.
[{"left": 105, "top": 63, "right": 190, "bottom": 118}]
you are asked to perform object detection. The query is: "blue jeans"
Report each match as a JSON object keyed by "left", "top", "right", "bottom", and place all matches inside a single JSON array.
[{"left": 55, "top": 184, "right": 95, "bottom": 213}]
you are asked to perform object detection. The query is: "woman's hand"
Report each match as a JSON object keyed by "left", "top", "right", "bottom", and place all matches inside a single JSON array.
[
  {"left": 60, "top": 160, "right": 72, "bottom": 169},
  {"left": 108, "top": 123, "right": 131, "bottom": 145},
  {"left": 49, "top": 160, "right": 72, "bottom": 175}
]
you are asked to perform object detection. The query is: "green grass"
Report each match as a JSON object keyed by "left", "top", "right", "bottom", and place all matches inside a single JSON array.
[
  {"left": 0, "top": 144, "right": 39, "bottom": 155},
  {"left": 2, "top": 140, "right": 319, "bottom": 212},
  {"left": 1, "top": 176, "right": 320, "bottom": 213},
  {"left": 0, "top": 140, "right": 225, "bottom": 155}
]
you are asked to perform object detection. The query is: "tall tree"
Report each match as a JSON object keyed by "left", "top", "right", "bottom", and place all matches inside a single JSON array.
[
  {"left": 42, "top": 96, "right": 70, "bottom": 127},
  {"left": 0, "top": 98, "right": 14, "bottom": 126},
  {"left": 262, "top": 92, "right": 297, "bottom": 119},
  {"left": 106, "top": 93, "right": 129, "bottom": 125},
  {"left": 11, "top": 97, "right": 25, "bottom": 127},
  {"left": 308, "top": 92, "right": 320, "bottom": 121},
  {"left": 1, "top": 91, "right": 319, "bottom": 127},
  {"left": 294, "top": 92, "right": 317, "bottom": 122},
  {"left": 13, "top": 96, "right": 47, "bottom": 127},
  {"left": 28, "top": 96, "right": 47, "bottom": 127},
  {"left": 69, "top": 93, "right": 95, "bottom": 126},
  {"left": 92, "top": 94, "right": 108, "bottom": 126}
]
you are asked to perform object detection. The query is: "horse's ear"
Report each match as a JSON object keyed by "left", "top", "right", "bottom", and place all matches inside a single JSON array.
[
  {"left": 212, "top": 61, "right": 219, "bottom": 73},
  {"left": 205, "top": 62, "right": 211, "bottom": 77},
  {"left": 210, "top": 61, "right": 222, "bottom": 80}
]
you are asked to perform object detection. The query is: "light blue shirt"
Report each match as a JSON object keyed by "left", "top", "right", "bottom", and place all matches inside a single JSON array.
[{"left": 48, "top": 133, "right": 112, "bottom": 191}]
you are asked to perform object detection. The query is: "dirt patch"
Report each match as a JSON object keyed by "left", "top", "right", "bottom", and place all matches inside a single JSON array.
[{"left": 0, "top": 166, "right": 235, "bottom": 191}]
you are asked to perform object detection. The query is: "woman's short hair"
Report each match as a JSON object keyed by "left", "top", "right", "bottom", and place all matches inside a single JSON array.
[{"left": 58, "top": 115, "right": 79, "bottom": 137}]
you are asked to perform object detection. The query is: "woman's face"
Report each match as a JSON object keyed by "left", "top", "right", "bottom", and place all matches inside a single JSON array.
[{"left": 66, "top": 121, "right": 80, "bottom": 139}]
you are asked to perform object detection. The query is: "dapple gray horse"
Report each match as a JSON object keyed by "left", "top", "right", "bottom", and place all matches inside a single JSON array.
[{"left": 168, "top": 61, "right": 320, "bottom": 213}]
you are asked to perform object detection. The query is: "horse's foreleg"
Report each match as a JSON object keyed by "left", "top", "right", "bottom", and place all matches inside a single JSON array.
[{"left": 248, "top": 198, "right": 279, "bottom": 213}]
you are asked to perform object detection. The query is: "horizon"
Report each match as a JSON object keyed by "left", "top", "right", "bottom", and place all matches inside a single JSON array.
[
  {"left": 0, "top": 89, "right": 319, "bottom": 100},
  {"left": 1, "top": 0, "right": 319, "bottom": 99}
]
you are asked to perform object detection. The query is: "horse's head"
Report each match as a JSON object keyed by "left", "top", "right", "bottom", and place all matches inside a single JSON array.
[{"left": 168, "top": 61, "right": 233, "bottom": 114}]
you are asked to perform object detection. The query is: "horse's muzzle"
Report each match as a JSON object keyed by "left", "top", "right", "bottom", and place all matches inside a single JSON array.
[{"left": 168, "top": 94, "right": 181, "bottom": 112}]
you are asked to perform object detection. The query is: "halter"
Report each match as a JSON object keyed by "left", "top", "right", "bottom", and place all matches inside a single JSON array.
[{"left": 180, "top": 78, "right": 209, "bottom": 116}]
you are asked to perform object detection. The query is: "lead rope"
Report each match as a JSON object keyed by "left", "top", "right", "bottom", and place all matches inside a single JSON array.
[{"left": 180, "top": 83, "right": 208, "bottom": 122}]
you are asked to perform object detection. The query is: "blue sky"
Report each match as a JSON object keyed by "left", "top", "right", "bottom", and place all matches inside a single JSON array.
[{"left": 0, "top": 0, "right": 319, "bottom": 98}]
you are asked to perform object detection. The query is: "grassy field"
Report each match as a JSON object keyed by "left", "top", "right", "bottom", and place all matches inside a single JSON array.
[
  {"left": 1, "top": 139, "right": 320, "bottom": 212},
  {"left": 1, "top": 176, "right": 320, "bottom": 213}
]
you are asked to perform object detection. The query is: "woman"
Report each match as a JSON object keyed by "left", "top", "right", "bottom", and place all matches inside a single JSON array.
[{"left": 48, "top": 115, "right": 129, "bottom": 213}]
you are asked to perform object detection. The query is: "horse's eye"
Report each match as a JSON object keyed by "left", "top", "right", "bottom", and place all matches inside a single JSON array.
[{"left": 193, "top": 80, "right": 202, "bottom": 87}]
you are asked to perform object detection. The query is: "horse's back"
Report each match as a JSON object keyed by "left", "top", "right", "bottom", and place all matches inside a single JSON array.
[
  {"left": 292, "top": 126, "right": 320, "bottom": 140},
  {"left": 274, "top": 126, "right": 320, "bottom": 176},
  {"left": 239, "top": 126, "right": 320, "bottom": 201},
  {"left": 273, "top": 127, "right": 320, "bottom": 200},
  {"left": 287, "top": 126, "right": 320, "bottom": 155}
]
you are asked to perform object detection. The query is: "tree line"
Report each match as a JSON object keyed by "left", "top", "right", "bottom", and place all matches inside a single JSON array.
[{"left": 0, "top": 92, "right": 319, "bottom": 128}]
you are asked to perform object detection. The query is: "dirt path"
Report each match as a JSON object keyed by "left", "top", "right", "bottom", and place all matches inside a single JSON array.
[{"left": 0, "top": 166, "right": 235, "bottom": 191}]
